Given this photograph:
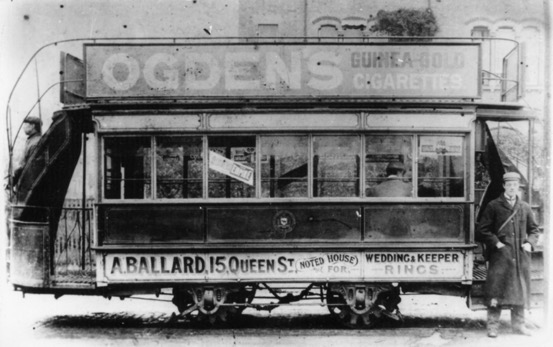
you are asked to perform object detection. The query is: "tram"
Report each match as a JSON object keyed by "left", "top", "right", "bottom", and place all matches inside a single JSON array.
[{"left": 6, "top": 38, "right": 543, "bottom": 327}]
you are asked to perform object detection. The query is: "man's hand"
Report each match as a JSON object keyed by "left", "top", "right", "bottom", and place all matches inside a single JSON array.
[
  {"left": 522, "top": 243, "right": 532, "bottom": 252},
  {"left": 496, "top": 241, "right": 505, "bottom": 249}
]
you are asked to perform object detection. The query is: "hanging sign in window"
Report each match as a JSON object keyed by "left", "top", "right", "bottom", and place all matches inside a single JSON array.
[
  {"left": 419, "top": 136, "right": 463, "bottom": 156},
  {"left": 209, "top": 151, "right": 254, "bottom": 185}
]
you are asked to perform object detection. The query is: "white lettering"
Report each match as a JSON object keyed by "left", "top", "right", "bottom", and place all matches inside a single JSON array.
[
  {"left": 102, "top": 53, "right": 140, "bottom": 91},
  {"left": 225, "top": 52, "right": 260, "bottom": 90},
  {"left": 265, "top": 51, "right": 301, "bottom": 89},
  {"left": 184, "top": 53, "right": 221, "bottom": 90},
  {"left": 143, "top": 53, "right": 179, "bottom": 90},
  {"left": 307, "top": 51, "right": 343, "bottom": 90}
]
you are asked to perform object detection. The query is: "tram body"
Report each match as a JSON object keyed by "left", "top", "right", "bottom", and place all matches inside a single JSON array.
[{"left": 7, "top": 39, "right": 542, "bottom": 327}]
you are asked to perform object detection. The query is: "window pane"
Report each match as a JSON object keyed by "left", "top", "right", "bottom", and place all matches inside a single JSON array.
[
  {"left": 208, "top": 136, "right": 256, "bottom": 198},
  {"left": 418, "top": 136, "right": 465, "bottom": 197},
  {"left": 156, "top": 136, "right": 203, "bottom": 199},
  {"left": 261, "top": 136, "right": 308, "bottom": 198},
  {"left": 104, "top": 137, "right": 151, "bottom": 199},
  {"left": 366, "top": 136, "right": 413, "bottom": 197},
  {"left": 258, "top": 24, "right": 278, "bottom": 37},
  {"left": 313, "top": 136, "right": 360, "bottom": 197},
  {"left": 319, "top": 25, "right": 338, "bottom": 37}
]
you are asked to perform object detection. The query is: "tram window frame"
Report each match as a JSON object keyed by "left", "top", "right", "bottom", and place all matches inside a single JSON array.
[
  {"left": 155, "top": 136, "right": 204, "bottom": 200},
  {"left": 207, "top": 135, "right": 257, "bottom": 199},
  {"left": 103, "top": 136, "right": 152, "bottom": 200},
  {"left": 260, "top": 135, "right": 309, "bottom": 198},
  {"left": 312, "top": 135, "right": 361, "bottom": 198},
  {"left": 100, "top": 132, "right": 468, "bottom": 202},
  {"left": 365, "top": 135, "right": 414, "bottom": 198},
  {"left": 416, "top": 135, "right": 466, "bottom": 198}
]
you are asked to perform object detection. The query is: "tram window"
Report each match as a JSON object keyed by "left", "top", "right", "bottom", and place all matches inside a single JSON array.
[
  {"left": 156, "top": 136, "right": 203, "bottom": 199},
  {"left": 208, "top": 136, "right": 256, "bottom": 198},
  {"left": 104, "top": 137, "right": 151, "bottom": 199},
  {"left": 417, "top": 136, "right": 465, "bottom": 197},
  {"left": 260, "top": 136, "right": 308, "bottom": 198},
  {"left": 313, "top": 136, "right": 360, "bottom": 197},
  {"left": 365, "top": 136, "right": 413, "bottom": 197}
]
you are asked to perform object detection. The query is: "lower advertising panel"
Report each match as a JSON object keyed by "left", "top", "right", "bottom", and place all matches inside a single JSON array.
[{"left": 101, "top": 251, "right": 467, "bottom": 283}]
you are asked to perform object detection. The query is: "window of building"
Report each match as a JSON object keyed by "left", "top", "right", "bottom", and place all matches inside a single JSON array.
[
  {"left": 318, "top": 24, "right": 339, "bottom": 38},
  {"left": 342, "top": 25, "right": 365, "bottom": 39},
  {"left": 521, "top": 27, "right": 541, "bottom": 87},
  {"left": 471, "top": 26, "right": 492, "bottom": 85},
  {"left": 258, "top": 24, "right": 278, "bottom": 37},
  {"left": 494, "top": 27, "right": 516, "bottom": 75}
]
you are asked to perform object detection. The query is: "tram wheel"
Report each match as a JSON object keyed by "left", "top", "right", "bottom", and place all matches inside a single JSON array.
[
  {"left": 199, "top": 284, "right": 257, "bottom": 325},
  {"left": 172, "top": 287, "right": 196, "bottom": 314},
  {"left": 327, "top": 289, "right": 377, "bottom": 328},
  {"left": 173, "top": 284, "right": 257, "bottom": 325}
]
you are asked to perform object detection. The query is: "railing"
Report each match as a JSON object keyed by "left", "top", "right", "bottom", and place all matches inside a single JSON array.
[
  {"left": 54, "top": 205, "right": 95, "bottom": 282},
  {"left": 8, "top": 204, "right": 95, "bottom": 285}
]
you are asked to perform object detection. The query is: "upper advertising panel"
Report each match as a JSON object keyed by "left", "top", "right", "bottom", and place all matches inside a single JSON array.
[{"left": 85, "top": 43, "right": 480, "bottom": 99}]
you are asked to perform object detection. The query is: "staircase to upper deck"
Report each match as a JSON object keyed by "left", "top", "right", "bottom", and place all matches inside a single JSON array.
[{"left": 9, "top": 108, "right": 94, "bottom": 291}]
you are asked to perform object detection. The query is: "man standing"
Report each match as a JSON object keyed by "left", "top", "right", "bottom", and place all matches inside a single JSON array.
[
  {"left": 476, "top": 172, "right": 540, "bottom": 338},
  {"left": 13, "top": 116, "right": 42, "bottom": 187}
]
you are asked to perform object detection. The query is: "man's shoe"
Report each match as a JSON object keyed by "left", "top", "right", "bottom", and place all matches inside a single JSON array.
[
  {"left": 487, "top": 330, "right": 498, "bottom": 338},
  {"left": 513, "top": 326, "right": 532, "bottom": 336}
]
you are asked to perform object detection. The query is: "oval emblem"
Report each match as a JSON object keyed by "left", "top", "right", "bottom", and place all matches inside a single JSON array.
[{"left": 272, "top": 210, "right": 296, "bottom": 235}]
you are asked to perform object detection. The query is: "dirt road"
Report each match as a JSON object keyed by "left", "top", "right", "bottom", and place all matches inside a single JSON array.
[{"left": 0, "top": 287, "right": 549, "bottom": 347}]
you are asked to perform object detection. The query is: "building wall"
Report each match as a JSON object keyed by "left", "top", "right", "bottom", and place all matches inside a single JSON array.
[
  {"left": 239, "top": 0, "right": 306, "bottom": 37},
  {"left": 238, "top": 0, "right": 545, "bottom": 109}
]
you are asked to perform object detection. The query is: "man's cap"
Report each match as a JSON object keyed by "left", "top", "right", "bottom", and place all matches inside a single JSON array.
[
  {"left": 387, "top": 162, "right": 405, "bottom": 171},
  {"left": 503, "top": 172, "right": 521, "bottom": 182},
  {"left": 23, "top": 116, "right": 42, "bottom": 126}
]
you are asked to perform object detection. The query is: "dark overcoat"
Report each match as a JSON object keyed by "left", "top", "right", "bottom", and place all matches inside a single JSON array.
[{"left": 476, "top": 195, "right": 540, "bottom": 307}]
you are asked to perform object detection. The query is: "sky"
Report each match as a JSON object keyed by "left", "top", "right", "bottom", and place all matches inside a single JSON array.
[{"left": 0, "top": 0, "right": 238, "bottom": 175}]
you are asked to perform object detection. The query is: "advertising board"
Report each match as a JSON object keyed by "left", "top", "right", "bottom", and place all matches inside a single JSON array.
[
  {"left": 102, "top": 251, "right": 466, "bottom": 282},
  {"left": 86, "top": 43, "right": 480, "bottom": 99}
]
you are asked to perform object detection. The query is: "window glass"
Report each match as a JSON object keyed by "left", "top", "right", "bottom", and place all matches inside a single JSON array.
[
  {"left": 319, "top": 24, "right": 338, "bottom": 37},
  {"left": 366, "top": 136, "right": 413, "bottom": 197},
  {"left": 471, "top": 26, "right": 491, "bottom": 79},
  {"left": 208, "top": 136, "right": 256, "bottom": 198},
  {"left": 104, "top": 137, "right": 151, "bottom": 199},
  {"left": 260, "top": 136, "right": 308, "bottom": 198},
  {"left": 418, "top": 136, "right": 465, "bottom": 197},
  {"left": 156, "top": 136, "right": 203, "bottom": 199},
  {"left": 313, "top": 136, "right": 360, "bottom": 197},
  {"left": 258, "top": 24, "right": 278, "bottom": 37}
]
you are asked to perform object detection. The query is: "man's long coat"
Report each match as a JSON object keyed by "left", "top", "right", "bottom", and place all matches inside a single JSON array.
[{"left": 476, "top": 195, "right": 540, "bottom": 307}]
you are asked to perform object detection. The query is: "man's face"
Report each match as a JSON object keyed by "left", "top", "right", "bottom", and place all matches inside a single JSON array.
[
  {"left": 503, "top": 180, "right": 520, "bottom": 198},
  {"left": 23, "top": 122, "right": 35, "bottom": 135}
]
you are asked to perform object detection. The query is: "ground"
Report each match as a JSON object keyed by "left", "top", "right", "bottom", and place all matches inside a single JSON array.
[{"left": 0, "top": 285, "right": 549, "bottom": 347}]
